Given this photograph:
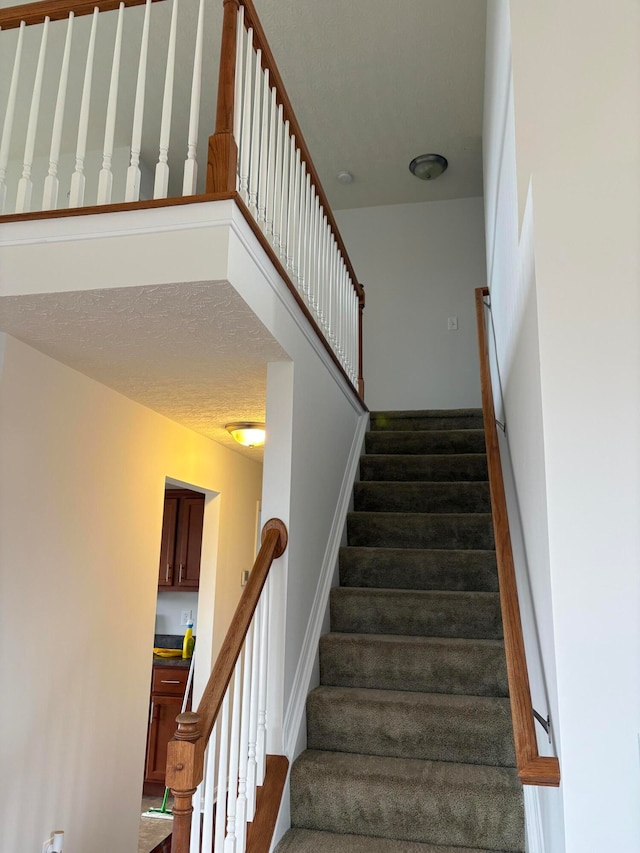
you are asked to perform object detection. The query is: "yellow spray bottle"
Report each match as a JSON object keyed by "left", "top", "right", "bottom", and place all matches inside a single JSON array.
[{"left": 182, "top": 621, "right": 194, "bottom": 659}]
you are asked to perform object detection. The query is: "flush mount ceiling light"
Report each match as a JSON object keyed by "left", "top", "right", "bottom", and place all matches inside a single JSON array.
[
  {"left": 337, "top": 170, "right": 354, "bottom": 184},
  {"left": 226, "top": 422, "right": 266, "bottom": 448},
  {"left": 409, "top": 153, "right": 448, "bottom": 181}
]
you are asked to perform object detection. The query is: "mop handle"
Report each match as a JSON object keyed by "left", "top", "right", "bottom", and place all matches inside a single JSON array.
[{"left": 181, "top": 648, "right": 196, "bottom": 714}]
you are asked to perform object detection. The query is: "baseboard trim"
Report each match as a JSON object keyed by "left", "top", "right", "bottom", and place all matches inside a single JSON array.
[
  {"left": 524, "top": 785, "right": 545, "bottom": 853},
  {"left": 282, "top": 412, "right": 368, "bottom": 755}
]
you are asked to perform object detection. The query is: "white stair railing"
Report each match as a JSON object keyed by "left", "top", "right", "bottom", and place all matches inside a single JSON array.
[{"left": 0, "top": 0, "right": 216, "bottom": 214}]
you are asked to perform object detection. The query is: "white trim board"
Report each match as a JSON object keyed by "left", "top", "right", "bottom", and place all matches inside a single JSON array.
[{"left": 282, "top": 412, "right": 369, "bottom": 757}]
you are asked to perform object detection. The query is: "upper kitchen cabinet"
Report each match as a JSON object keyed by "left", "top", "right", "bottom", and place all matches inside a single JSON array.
[{"left": 158, "top": 489, "right": 205, "bottom": 590}]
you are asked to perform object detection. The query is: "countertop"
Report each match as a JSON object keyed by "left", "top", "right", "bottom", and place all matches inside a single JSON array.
[{"left": 152, "top": 654, "right": 192, "bottom": 669}]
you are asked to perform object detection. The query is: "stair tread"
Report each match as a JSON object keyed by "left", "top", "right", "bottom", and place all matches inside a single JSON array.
[
  {"left": 276, "top": 828, "right": 512, "bottom": 853},
  {"left": 339, "top": 546, "right": 498, "bottom": 592},
  {"left": 347, "top": 512, "right": 495, "bottom": 551},
  {"left": 290, "top": 751, "right": 524, "bottom": 851},
  {"left": 366, "top": 430, "right": 486, "bottom": 456},
  {"left": 330, "top": 587, "right": 503, "bottom": 640},
  {"left": 320, "top": 632, "right": 508, "bottom": 697},
  {"left": 307, "top": 685, "right": 516, "bottom": 766},
  {"left": 360, "top": 453, "right": 488, "bottom": 482},
  {"left": 354, "top": 481, "right": 491, "bottom": 513}
]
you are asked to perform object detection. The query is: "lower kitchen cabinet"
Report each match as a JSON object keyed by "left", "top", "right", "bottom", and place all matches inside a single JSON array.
[{"left": 144, "top": 665, "right": 192, "bottom": 787}]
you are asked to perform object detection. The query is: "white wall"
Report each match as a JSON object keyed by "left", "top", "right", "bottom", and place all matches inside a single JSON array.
[
  {"left": 483, "top": 5, "right": 564, "bottom": 850},
  {"left": 0, "top": 334, "right": 262, "bottom": 853},
  {"left": 335, "top": 198, "right": 486, "bottom": 411},
  {"left": 155, "top": 589, "right": 199, "bottom": 634},
  {"left": 485, "top": 2, "right": 640, "bottom": 850}
]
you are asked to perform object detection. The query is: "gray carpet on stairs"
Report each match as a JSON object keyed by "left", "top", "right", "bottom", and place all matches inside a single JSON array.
[{"left": 276, "top": 409, "right": 524, "bottom": 853}]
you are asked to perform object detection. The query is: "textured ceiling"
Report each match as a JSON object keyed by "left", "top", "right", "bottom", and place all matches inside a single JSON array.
[{"left": 0, "top": 281, "right": 289, "bottom": 459}]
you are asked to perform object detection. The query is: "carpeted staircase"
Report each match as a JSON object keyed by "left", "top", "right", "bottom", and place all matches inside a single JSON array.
[{"left": 275, "top": 409, "right": 525, "bottom": 853}]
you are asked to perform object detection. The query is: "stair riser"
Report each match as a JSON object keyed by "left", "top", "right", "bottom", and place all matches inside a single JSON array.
[
  {"left": 347, "top": 513, "right": 495, "bottom": 550},
  {"left": 339, "top": 548, "right": 499, "bottom": 592},
  {"left": 330, "top": 588, "right": 503, "bottom": 640},
  {"left": 320, "top": 635, "right": 509, "bottom": 697},
  {"left": 354, "top": 482, "right": 491, "bottom": 513},
  {"left": 370, "top": 411, "right": 484, "bottom": 432},
  {"left": 366, "top": 430, "right": 486, "bottom": 456},
  {"left": 360, "top": 454, "right": 488, "bottom": 482},
  {"left": 290, "top": 752, "right": 525, "bottom": 851},
  {"left": 307, "top": 689, "right": 516, "bottom": 767}
]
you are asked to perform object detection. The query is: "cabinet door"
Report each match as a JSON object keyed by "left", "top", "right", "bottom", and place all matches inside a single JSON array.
[
  {"left": 174, "top": 496, "right": 204, "bottom": 589},
  {"left": 158, "top": 497, "right": 178, "bottom": 587},
  {"left": 144, "top": 694, "right": 183, "bottom": 783}
]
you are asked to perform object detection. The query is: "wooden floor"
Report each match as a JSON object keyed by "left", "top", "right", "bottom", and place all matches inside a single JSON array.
[{"left": 139, "top": 795, "right": 173, "bottom": 853}]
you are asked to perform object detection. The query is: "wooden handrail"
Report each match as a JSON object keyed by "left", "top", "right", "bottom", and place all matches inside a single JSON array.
[
  {"left": 0, "top": 0, "right": 166, "bottom": 30},
  {"left": 166, "top": 517, "right": 288, "bottom": 850},
  {"left": 475, "top": 286, "right": 560, "bottom": 788},
  {"left": 197, "top": 517, "right": 287, "bottom": 741}
]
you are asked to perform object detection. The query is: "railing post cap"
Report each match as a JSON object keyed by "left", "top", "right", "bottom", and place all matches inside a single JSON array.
[{"left": 174, "top": 711, "right": 202, "bottom": 741}]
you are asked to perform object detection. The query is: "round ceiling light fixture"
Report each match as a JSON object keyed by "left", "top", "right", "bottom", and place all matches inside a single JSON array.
[
  {"left": 225, "top": 422, "right": 266, "bottom": 448},
  {"left": 337, "top": 170, "right": 354, "bottom": 184},
  {"left": 409, "top": 154, "right": 448, "bottom": 181}
]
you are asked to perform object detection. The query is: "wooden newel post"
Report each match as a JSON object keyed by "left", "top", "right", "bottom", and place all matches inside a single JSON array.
[
  {"left": 207, "top": 0, "right": 240, "bottom": 192},
  {"left": 357, "top": 284, "right": 365, "bottom": 399},
  {"left": 167, "top": 711, "right": 205, "bottom": 853}
]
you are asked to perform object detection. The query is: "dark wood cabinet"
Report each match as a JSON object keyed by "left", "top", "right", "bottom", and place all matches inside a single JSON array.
[
  {"left": 144, "top": 665, "right": 191, "bottom": 786},
  {"left": 158, "top": 489, "right": 204, "bottom": 590}
]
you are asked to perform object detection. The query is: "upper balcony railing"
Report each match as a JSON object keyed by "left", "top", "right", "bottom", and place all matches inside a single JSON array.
[{"left": 0, "top": 0, "right": 365, "bottom": 399}]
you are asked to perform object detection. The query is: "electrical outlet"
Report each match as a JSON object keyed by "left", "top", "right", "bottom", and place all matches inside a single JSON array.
[{"left": 180, "top": 610, "right": 191, "bottom": 627}]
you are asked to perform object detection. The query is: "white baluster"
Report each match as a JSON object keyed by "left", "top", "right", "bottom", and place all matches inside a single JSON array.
[
  {"left": 317, "top": 212, "right": 326, "bottom": 327},
  {"left": 285, "top": 134, "right": 296, "bottom": 270},
  {"left": 97, "top": 2, "right": 125, "bottom": 205},
  {"left": 272, "top": 105, "right": 284, "bottom": 252},
  {"left": 257, "top": 67, "right": 270, "bottom": 226},
  {"left": 16, "top": 17, "right": 50, "bottom": 213},
  {"left": 256, "top": 579, "right": 270, "bottom": 785},
  {"left": 125, "top": 0, "right": 152, "bottom": 202},
  {"left": 265, "top": 87, "right": 277, "bottom": 237},
  {"left": 298, "top": 167, "right": 309, "bottom": 297},
  {"left": 0, "top": 20, "right": 25, "bottom": 213},
  {"left": 224, "top": 655, "right": 243, "bottom": 853},
  {"left": 42, "top": 12, "right": 74, "bottom": 210},
  {"left": 190, "top": 778, "right": 203, "bottom": 853},
  {"left": 238, "top": 27, "right": 253, "bottom": 200},
  {"left": 154, "top": 0, "right": 179, "bottom": 198},
  {"left": 246, "top": 601, "right": 261, "bottom": 820},
  {"left": 308, "top": 187, "right": 318, "bottom": 314},
  {"left": 236, "top": 627, "right": 253, "bottom": 853},
  {"left": 279, "top": 121, "right": 290, "bottom": 261},
  {"left": 200, "top": 722, "right": 218, "bottom": 853},
  {"left": 291, "top": 148, "right": 301, "bottom": 282},
  {"left": 183, "top": 0, "right": 206, "bottom": 195},
  {"left": 69, "top": 6, "right": 98, "bottom": 208},
  {"left": 248, "top": 47, "right": 262, "bottom": 214},
  {"left": 232, "top": 4, "right": 245, "bottom": 148},
  {"left": 214, "top": 690, "right": 231, "bottom": 853}
]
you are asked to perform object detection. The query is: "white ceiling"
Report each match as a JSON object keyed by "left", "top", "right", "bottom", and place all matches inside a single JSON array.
[{"left": 0, "top": 0, "right": 486, "bottom": 454}]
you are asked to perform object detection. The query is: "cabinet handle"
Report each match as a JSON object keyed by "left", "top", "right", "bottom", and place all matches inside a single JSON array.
[
  {"left": 161, "top": 680, "right": 181, "bottom": 684},
  {"left": 165, "top": 563, "right": 170, "bottom": 583},
  {"left": 178, "top": 564, "right": 183, "bottom": 583}
]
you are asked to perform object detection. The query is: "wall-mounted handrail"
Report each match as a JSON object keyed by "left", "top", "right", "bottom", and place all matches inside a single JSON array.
[
  {"left": 475, "top": 286, "right": 560, "bottom": 788},
  {"left": 166, "top": 517, "right": 288, "bottom": 853}
]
